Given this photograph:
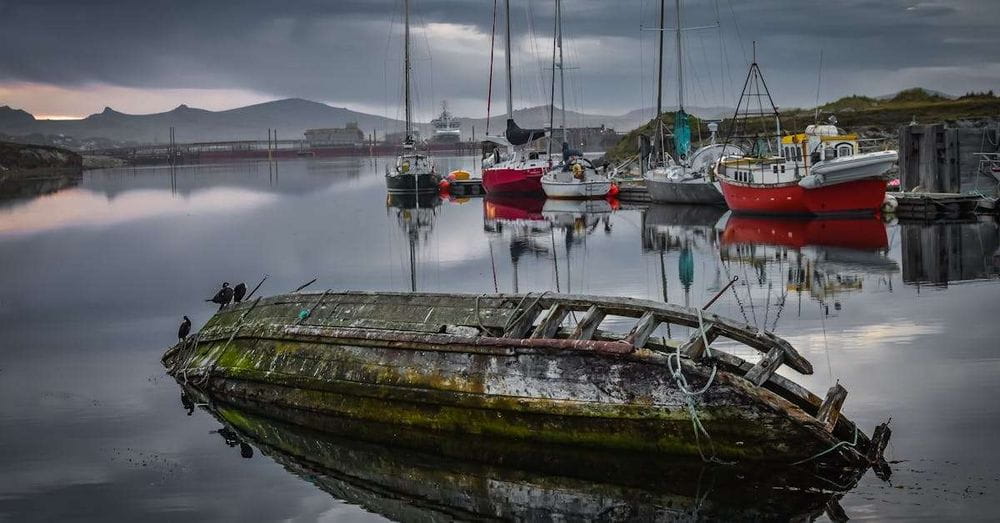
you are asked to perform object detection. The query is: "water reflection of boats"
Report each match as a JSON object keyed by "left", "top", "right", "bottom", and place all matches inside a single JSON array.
[
  {"left": 189, "top": 391, "right": 864, "bottom": 522},
  {"left": 719, "top": 214, "right": 898, "bottom": 305},
  {"left": 386, "top": 192, "right": 441, "bottom": 291}
]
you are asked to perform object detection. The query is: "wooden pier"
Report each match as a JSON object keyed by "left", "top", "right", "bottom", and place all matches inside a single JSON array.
[
  {"left": 445, "top": 179, "right": 486, "bottom": 196},
  {"left": 889, "top": 191, "right": 982, "bottom": 219}
]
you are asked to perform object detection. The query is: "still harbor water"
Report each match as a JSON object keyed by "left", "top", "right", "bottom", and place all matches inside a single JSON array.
[{"left": 1, "top": 157, "right": 999, "bottom": 521}]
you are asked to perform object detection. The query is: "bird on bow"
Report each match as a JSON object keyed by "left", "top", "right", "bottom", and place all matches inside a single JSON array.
[
  {"left": 178, "top": 316, "right": 192, "bottom": 340},
  {"left": 207, "top": 282, "right": 234, "bottom": 310},
  {"left": 233, "top": 282, "right": 247, "bottom": 303}
]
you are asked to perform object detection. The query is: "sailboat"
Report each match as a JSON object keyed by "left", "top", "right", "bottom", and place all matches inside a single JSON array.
[
  {"left": 540, "top": 0, "right": 612, "bottom": 200},
  {"left": 385, "top": 0, "right": 441, "bottom": 193},
  {"left": 481, "top": 0, "right": 550, "bottom": 195},
  {"left": 715, "top": 55, "right": 898, "bottom": 215},
  {"left": 642, "top": 0, "right": 740, "bottom": 205}
]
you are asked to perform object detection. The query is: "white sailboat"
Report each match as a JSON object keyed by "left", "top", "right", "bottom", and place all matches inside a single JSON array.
[
  {"left": 540, "top": 0, "right": 612, "bottom": 200},
  {"left": 385, "top": 0, "right": 440, "bottom": 193}
]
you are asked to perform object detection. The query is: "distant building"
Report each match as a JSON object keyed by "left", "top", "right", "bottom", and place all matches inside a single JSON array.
[
  {"left": 543, "top": 125, "right": 622, "bottom": 152},
  {"left": 383, "top": 129, "right": 422, "bottom": 144},
  {"left": 304, "top": 122, "right": 365, "bottom": 147}
]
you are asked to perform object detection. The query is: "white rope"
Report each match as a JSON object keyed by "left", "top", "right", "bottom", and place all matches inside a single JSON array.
[{"left": 663, "top": 307, "right": 733, "bottom": 464}]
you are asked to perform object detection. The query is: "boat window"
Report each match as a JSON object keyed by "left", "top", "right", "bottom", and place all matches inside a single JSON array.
[
  {"left": 772, "top": 165, "right": 778, "bottom": 174},
  {"left": 837, "top": 144, "right": 853, "bottom": 157},
  {"left": 780, "top": 164, "right": 786, "bottom": 173}
]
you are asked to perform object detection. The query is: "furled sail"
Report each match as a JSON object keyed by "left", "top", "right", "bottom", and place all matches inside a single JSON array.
[
  {"left": 505, "top": 119, "right": 548, "bottom": 146},
  {"left": 674, "top": 110, "right": 691, "bottom": 158}
]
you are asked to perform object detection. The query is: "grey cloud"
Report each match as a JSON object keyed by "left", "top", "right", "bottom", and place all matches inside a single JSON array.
[{"left": 0, "top": 0, "right": 998, "bottom": 114}]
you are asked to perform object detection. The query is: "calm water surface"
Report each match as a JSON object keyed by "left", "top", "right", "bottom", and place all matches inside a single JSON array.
[{"left": 1, "top": 157, "right": 999, "bottom": 521}]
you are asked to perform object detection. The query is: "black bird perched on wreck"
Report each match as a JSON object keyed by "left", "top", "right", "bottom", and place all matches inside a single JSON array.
[
  {"left": 232, "top": 283, "right": 247, "bottom": 303},
  {"left": 178, "top": 316, "right": 191, "bottom": 340},
  {"left": 207, "top": 282, "right": 234, "bottom": 310}
]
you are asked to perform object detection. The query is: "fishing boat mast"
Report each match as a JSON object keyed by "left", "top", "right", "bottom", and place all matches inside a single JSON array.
[{"left": 674, "top": 0, "right": 684, "bottom": 115}]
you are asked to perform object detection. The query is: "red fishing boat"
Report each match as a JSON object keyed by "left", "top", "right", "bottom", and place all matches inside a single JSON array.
[{"left": 715, "top": 58, "right": 896, "bottom": 216}]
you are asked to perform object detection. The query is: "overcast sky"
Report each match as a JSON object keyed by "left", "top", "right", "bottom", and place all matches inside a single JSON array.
[{"left": 1, "top": 0, "right": 998, "bottom": 120}]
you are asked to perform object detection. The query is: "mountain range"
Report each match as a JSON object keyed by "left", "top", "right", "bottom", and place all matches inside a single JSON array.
[{"left": 0, "top": 98, "right": 734, "bottom": 147}]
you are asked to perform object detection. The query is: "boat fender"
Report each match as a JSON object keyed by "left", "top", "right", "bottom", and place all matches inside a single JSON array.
[
  {"left": 401, "top": 161, "right": 410, "bottom": 173},
  {"left": 607, "top": 183, "right": 620, "bottom": 197},
  {"left": 798, "top": 174, "right": 824, "bottom": 189},
  {"left": 572, "top": 162, "right": 584, "bottom": 180},
  {"left": 438, "top": 179, "right": 451, "bottom": 192},
  {"left": 297, "top": 309, "right": 310, "bottom": 321},
  {"left": 881, "top": 194, "right": 898, "bottom": 213}
]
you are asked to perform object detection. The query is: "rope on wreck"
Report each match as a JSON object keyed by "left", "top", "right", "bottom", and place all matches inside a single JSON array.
[
  {"left": 502, "top": 291, "right": 550, "bottom": 334},
  {"left": 791, "top": 424, "right": 859, "bottom": 466},
  {"left": 665, "top": 307, "right": 732, "bottom": 465}
]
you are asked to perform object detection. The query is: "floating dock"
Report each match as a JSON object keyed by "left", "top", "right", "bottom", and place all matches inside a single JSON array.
[{"left": 889, "top": 191, "right": 982, "bottom": 219}]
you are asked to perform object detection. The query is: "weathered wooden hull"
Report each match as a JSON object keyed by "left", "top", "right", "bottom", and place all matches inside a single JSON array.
[
  {"left": 163, "top": 291, "right": 876, "bottom": 468},
  {"left": 191, "top": 392, "right": 863, "bottom": 522}
]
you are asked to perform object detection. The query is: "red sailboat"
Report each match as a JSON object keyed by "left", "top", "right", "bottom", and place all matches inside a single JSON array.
[
  {"left": 714, "top": 54, "right": 897, "bottom": 216},
  {"left": 481, "top": 0, "right": 550, "bottom": 194}
]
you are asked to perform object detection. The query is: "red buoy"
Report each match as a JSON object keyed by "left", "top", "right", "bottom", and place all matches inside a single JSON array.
[{"left": 608, "top": 183, "right": 620, "bottom": 197}]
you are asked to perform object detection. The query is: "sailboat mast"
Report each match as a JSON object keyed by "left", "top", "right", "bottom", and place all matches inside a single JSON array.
[
  {"left": 504, "top": 0, "right": 513, "bottom": 122},
  {"left": 656, "top": 0, "right": 665, "bottom": 117},
  {"left": 547, "top": 0, "right": 558, "bottom": 157},
  {"left": 674, "top": 0, "right": 684, "bottom": 112},
  {"left": 557, "top": 0, "right": 566, "bottom": 145},
  {"left": 404, "top": 0, "right": 412, "bottom": 139}
]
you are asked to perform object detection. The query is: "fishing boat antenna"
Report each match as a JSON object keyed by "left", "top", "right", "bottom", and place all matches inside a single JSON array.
[{"left": 814, "top": 49, "right": 824, "bottom": 124}]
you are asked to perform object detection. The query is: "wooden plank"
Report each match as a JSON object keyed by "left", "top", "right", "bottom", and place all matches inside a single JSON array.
[
  {"left": 533, "top": 294, "right": 813, "bottom": 375},
  {"left": 744, "top": 347, "right": 785, "bottom": 386},
  {"left": 570, "top": 305, "right": 606, "bottom": 340},
  {"left": 816, "top": 383, "right": 848, "bottom": 432},
  {"left": 530, "top": 304, "right": 570, "bottom": 339},
  {"left": 624, "top": 311, "right": 659, "bottom": 348},
  {"left": 680, "top": 323, "right": 720, "bottom": 360},
  {"left": 503, "top": 301, "right": 544, "bottom": 338}
]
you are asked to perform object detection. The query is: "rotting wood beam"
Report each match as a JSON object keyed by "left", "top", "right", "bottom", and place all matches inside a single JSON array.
[
  {"left": 624, "top": 311, "right": 659, "bottom": 348},
  {"left": 503, "top": 301, "right": 544, "bottom": 338},
  {"left": 744, "top": 347, "right": 785, "bottom": 386},
  {"left": 816, "top": 383, "right": 848, "bottom": 432},
  {"left": 570, "top": 305, "right": 606, "bottom": 340},
  {"left": 680, "top": 322, "right": 720, "bottom": 360},
  {"left": 531, "top": 304, "right": 570, "bottom": 339}
]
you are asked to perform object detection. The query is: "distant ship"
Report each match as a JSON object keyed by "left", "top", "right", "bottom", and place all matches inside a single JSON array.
[{"left": 430, "top": 102, "right": 461, "bottom": 143}]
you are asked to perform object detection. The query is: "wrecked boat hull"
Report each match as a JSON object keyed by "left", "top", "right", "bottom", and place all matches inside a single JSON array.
[{"left": 163, "top": 291, "right": 876, "bottom": 467}]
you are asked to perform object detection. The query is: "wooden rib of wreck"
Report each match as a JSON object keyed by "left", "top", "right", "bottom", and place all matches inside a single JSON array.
[{"left": 162, "top": 291, "right": 888, "bottom": 468}]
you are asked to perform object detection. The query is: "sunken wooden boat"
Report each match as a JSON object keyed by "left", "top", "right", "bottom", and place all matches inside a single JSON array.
[{"left": 162, "top": 291, "right": 888, "bottom": 468}]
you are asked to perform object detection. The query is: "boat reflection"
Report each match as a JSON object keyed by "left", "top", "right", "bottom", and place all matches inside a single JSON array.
[
  {"left": 719, "top": 214, "right": 898, "bottom": 309},
  {"left": 188, "top": 392, "right": 864, "bottom": 522},
  {"left": 386, "top": 192, "right": 441, "bottom": 291},
  {"left": 642, "top": 204, "right": 727, "bottom": 307},
  {"left": 483, "top": 196, "right": 614, "bottom": 292}
]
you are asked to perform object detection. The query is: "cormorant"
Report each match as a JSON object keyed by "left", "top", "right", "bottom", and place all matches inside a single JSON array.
[
  {"left": 207, "top": 282, "right": 234, "bottom": 310},
  {"left": 233, "top": 282, "right": 247, "bottom": 303},
  {"left": 178, "top": 316, "right": 191, "bottom": 340}
]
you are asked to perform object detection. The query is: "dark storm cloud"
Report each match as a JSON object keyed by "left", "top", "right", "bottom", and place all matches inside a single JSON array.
[{"left": 1, "top": 0, "right": 998, "bottom": 114}]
